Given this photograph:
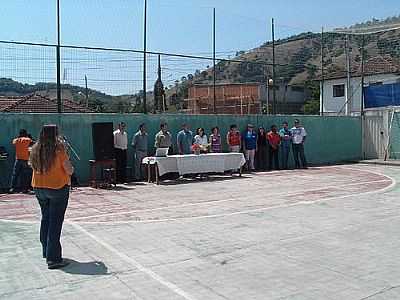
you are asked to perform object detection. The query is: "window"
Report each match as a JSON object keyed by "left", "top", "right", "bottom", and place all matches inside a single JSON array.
[
  {"left": 369, "top": 81, "right": 383, "bottom": 86},
  {"left": 333, "top": 84, "right": 345, "bottom": 98}
]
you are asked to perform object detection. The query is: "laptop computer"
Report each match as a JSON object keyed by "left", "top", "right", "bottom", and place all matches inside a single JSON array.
[{"left": 155, "top": 148, "right": 169, "bottom": 157}]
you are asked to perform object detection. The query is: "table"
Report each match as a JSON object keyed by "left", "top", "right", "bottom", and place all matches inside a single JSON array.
[
  {"left": 143, "top": 153, "right": 246, "bottom": 184},
  {"left": 89, "top": 159, "right": 116, "bottom": 188}
]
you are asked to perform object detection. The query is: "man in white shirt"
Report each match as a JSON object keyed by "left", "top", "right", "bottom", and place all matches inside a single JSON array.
[
  {"left": 114, "top": 122, "right": 128, "bottom": 183},
  {"left": 132, "top": 123, "right": 148, "bottom": 181},
  {"left": 290, "top": 119, "right": 308, "bottom": 169}
]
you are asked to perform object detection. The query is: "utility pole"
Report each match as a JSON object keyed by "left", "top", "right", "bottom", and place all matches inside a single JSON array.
[
  {"left": 320, "top": 27, "right": 324, "bottom": 116},
  {"left": 56, "top": 0, "right": 61, "bottom": 113},
  {"left": 142, "top": 0, "right": 147, "bottom": 114},
  {"left": 272, "top": 18, "right": 276, "bottom": 114},
  {"left": 85, "top": 75, "right": 89, "bottom": 108},
  {"left": 213, "top": 8, "right": 216, "bottom": 114}
]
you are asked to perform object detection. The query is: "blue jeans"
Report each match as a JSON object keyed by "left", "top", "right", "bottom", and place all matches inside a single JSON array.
[
  {"left": 281, "top": 146, "right": 291, "bottom": 170},
  {"left": 135, "top": 150, "right": 147, "bottom": 180},
  {"left": 292, "top": 143, "right": 307, "bottom": 168},
  {"left": 34, "top": 186, "right": 69, "bottom": 263},
  {"left": 11, "top": 159, "right": 29, "bottom": 190}
]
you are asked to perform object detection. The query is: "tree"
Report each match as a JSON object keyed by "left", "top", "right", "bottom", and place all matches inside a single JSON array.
[{"left": 302, "top": 100, "right": 320, "bottom": 115}]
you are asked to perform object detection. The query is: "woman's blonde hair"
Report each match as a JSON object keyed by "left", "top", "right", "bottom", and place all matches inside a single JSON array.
[{"left": 30, "top": 124, "right": 65, "bottom": 174}]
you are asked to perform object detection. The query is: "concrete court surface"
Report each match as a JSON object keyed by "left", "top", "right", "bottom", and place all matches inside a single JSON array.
[{"left": 0, "top": 164, "right": 400, "bottom": 300}]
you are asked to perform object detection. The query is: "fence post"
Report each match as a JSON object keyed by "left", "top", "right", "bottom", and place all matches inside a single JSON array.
[
  {"left": 361, "top": 35, "right": 365, "bottom": 116},
  {"left": 320, "top": 27, "right": 324, "bottom": 116},
  {"left": 142, "top": 0, "right": 147, "bottom": 114},
  {"left": 345, "top": 34, "right": 352, "bottom": 116},
  {"left": 272, "top": 18, "right": 276, "bottom": 114},
  {"left": 56, "top": 0, "right": 62, "bottom": 113},
  {"left": 213, "top": 8, "right": 216, "bottom": 114}
]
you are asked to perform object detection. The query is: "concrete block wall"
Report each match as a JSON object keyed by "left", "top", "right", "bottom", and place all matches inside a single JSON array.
[{"left": 0, "top": 113, "right": 362, "bottom": 185}]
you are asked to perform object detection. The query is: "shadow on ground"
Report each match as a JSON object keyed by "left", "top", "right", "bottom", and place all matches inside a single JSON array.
[
  {"left": 62, "top": 259, "right": 110, "bottom": 276},
  {"left": 159, "top": 174, "right": 248, "bottom": 186}
]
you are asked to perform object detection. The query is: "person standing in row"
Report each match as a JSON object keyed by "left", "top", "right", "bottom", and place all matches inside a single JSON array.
[
  {"left": 177, "top": 123, "right": 193, "bottom": 155},
  {"left": 209, "top": 127, "right": 222, "bottom": 153},
  {"left": 30, "top": 124, "right": 74, "bottom": 269},
  {"left": 113, "top": 122, "right": 128, "bottom": 183},
  {"left": 154, "top": 123, "right": 172, "bottom": 153},
  {"left": 256, "top": 127, "right": 268, "bottom": 171},
  {"left": 267, "top": 125, "right": 281, "bottom": 170},
  {"left": 9, "top": 129, "right": 33, "bottom": 193},
  {"left": 132, "top": 123, "right": 148, "bottom": 181},
  {"left": 279, "top": 121, "right": 292, "bottom": 170},
  {"left": 243, "top": 124, "right": 257, "bottom": 172},
  {"left": 194, "top": 127, "right": 209, "bottom": 153},
  {"left": 291, "top": 119, "right": 308, "bottom": 169},
  {"left": 227, "top": 124, "right": 241, "bottom": 153}
]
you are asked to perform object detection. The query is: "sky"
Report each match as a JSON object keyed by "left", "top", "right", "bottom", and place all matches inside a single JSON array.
[{"left": 0, "top": 0, "right": 399, "bottom": 95}]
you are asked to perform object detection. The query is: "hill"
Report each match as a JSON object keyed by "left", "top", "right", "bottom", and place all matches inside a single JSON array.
[
  {"left": 0, "top": 78, "right": 141, "bottom": 113},
  {"left": 187, "top": 15, "right": 400, "bottom": 88}
]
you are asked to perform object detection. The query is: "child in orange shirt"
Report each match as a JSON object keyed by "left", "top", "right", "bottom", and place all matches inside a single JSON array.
[{"left": 10, "top": 129, "right": 33, "bottom": 193}]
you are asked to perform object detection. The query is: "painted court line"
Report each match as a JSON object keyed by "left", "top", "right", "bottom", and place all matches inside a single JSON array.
[
  {"left": 68, "top": 178, "right": 391, "bottom": 222},
  {"left": 76, "top": 171, "right": 396, "bottom": 225},
  {"left": 0, "top": 166, "right": 396, "bottom": 226},
  {"left": 69, "top": 222, "right": 197, "bottom": 300}
]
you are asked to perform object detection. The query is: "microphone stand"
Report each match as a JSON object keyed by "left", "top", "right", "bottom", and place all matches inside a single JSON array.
[
  {"left": 62, "top": 136, "right": 80, "bottom": 192},
  {"left": 62, "top": 136, "right": 81, "bottom": 161}
]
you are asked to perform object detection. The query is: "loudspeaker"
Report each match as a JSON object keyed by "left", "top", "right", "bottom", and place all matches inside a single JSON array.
[{"left": 92, "top": 122, "right": 114, "bottom": 160}]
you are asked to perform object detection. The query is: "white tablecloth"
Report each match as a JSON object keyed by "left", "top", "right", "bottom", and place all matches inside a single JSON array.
[{"left": 142, "top": 153, "right": 246, "bottom": 176}]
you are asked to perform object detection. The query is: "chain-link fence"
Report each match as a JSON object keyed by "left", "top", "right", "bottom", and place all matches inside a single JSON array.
[{"left": 1, "top": 1, "right": 400, "bottom": 115}]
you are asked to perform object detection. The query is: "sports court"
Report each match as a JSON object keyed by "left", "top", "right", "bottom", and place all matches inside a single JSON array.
[{"left": 1, "top": 163, "right": 400, "bottom": 299}]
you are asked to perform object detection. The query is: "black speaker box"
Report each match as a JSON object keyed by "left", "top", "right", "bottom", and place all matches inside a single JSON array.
[{"left": 92, "top": 122, "right": 114, "bottom": 160}]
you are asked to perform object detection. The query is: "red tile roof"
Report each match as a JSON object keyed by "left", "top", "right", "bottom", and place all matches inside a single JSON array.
[{"left": 0, "top": 94, "right": 94, "bottom": 113}]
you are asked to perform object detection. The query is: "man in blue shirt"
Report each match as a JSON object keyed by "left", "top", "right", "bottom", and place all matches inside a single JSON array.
[
  {"left": 279, "top": 121, "right": 292, "bottom": 170},
  {"left": 243, "top": 124, "right": 257, "bottom": 171},
  {"left": 177, "top": 123, "right": 193, "bottom": 155}
]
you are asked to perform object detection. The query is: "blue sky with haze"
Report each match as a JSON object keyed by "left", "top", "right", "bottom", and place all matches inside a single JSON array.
[
  {"left": 0, "top": 1, "right": 399, "bottom": 95},
  {"left": 1, "top": 0, "right": 399, "bottom": 54}
]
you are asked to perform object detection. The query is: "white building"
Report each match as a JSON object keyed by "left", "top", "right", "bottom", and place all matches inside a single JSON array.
[{"left": 320, "top": 72, "right": 400, "bottom": 115}]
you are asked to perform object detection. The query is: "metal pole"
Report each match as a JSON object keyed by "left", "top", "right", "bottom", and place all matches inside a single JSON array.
[
  {"left": 56, "top": 0, "right": 61, "bottom": 113},
  {"left": 142, "top": 0, "right": 147, "bottom": 114},
  {"left": 266, "top": 82, "right": 269, "bottom": 115},
  {"left": 361, "top": 35, "right": 365, "bottom": 116},
  {"left": 361, "top": 34, "right": 366, "bottom": 159},
  {"left": 345, "top": 34, "right": 352, "bottom": 115},
  {"left": 85, "top": 75, "right": 89, "bottom": 108},
  {"left": 272, "top": 18, "right": 276, "bottom": 114},
  {"left": 320, "top": 27, "right": 324, "bottom": 116},
  {"left": 213, "top": 8, "right": 216, "bottom": 114}
]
